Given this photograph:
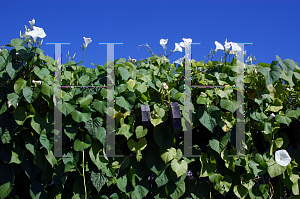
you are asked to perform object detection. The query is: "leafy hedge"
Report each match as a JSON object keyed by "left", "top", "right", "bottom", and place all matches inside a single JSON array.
[{"left": 0, "top": 36, "right": 300, "bottom": 199}]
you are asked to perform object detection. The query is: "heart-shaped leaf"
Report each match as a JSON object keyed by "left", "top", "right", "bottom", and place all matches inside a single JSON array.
[
  {"left": 161, "top": 147, "right": 176, "bottom": 164},
  {"left": 209, "top": 136, "right": 228, "bottom": 154},
  {"left": 171, "top": 159, "right": 187, "bottom": 178}
]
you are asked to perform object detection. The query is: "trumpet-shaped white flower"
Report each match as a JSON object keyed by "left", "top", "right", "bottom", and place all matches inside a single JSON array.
[
  {"left": 160, "top": 39, "right": 168, "bottom": 50},
  {"left": 230, "top": 42, "right": 242, "bottom": 53},
  {"left": 29, "top": 18, "right": 35, "bottom": 30},
  {"left": 254, "top": 69, "right": 257, "bottom": 75},
  {"left": 32, "top": 80, "right": 42, "bottom": 85},
  {"left": 83, "top": 37, "right": 92, "bottom": 48},
  {"left": 182, "top": 38, "right": 192, "bottom": 45},
  {"left": 215, "top": 41, "right": 224, "bottom": 52},
  {"left": 224, "top": 39, "right": 231, "bottom": 52},
  {"left": 173, "top": 57, "right": 185, "bottom": 65},
  {"left": 173, "top": 43, "right": 183, "bottom": 52},
  {"left": 275, "top": 149, "right": 291, "bottom": 166},
  {"left": 25, "top": 26, "right": 46, "bottom": 41},
  {"left": 268, "top": 113, "right": 276, "bottom": 120},
  {"left": 179, "top": 42, "right": 185, "bottom": 48},
  {"left": 162, "top": 82, "right": 168, "bottom": 90}
]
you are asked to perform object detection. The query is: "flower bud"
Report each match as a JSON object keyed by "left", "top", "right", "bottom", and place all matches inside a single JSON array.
[
  {"left": 162, "top": 83, "right": 168, "bottom": 90},
  {"left": 268, "top": 113, "right": 276, "bottom": 120}
]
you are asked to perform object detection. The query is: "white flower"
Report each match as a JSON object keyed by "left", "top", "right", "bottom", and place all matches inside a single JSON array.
[
  {"left": 32, "top": 80, "right": 42, "bottom": 85},
  {"left": 179, "top": 38, "right": 192, "bottom": 49},
  {"left": 268, "top": 113, "right": 276, "bottom": 120},
  {"left": 83, "top": 37, "right": 92, "bottom": 48},
  {"left": 215, "top": 41, "right": 224, "bottom": 52},
  {"left": 173, "top": 57, "right": 184, "bottom": 65},
  {"left": 25, "top": 26, "right": 46, "bottom": 41},
  {"left": 182, "top": 38, "right": 192, "bottom": 45},
  {"left": 224, "top": 39, "right": 231, "bottom": 52},
  {"left": 173, "top": 43, "right": 183, "bottom": 52},
  {"left": 29, "top": 18, "right": 35, "bottom": 30},
  {"left": 179, "top": 42, "right": 185, "bottom": 48},
  {"left": 254, "top": 69, "right": 257, "bottom": 75},
  {"left": 160, "top": 39, "right": 168, "bottom": 50},
  {"left": 230, "top": 42, "right": 242, "bottom": 53},
  {"left": 275, "top": 149, "right": 291, "bottom": 166},
  {"left": 162, "top": 83, "right": 168, "bottom": 90},
  {"left": 246, "top": 56, "right": 252, "bottom": 64}
]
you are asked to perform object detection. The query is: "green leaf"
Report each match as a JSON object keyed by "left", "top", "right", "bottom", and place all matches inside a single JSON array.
[
  {"left": 41, "top": 83, "right": 52, "bottom": 98},
  {"left": 280, "top": 71, "right": 294, "bottom": 88},
  {"left": 266, "top": 156, "right": 286, "bottom": 178},
  {"left": 77, "top": 94, "right": 93, "bottom": 107},
  {"left": 167, "top": 179, "right": 185, "bottom": 199},
  {"left": 71, "top": 109, "right": 92, "bottom": 123},
  {"left": 209, "top": 173, "right": 224, "bottom": 184},
  {"left": 116, "top": 96, "right": 131, "bottom": 111},
  {"left": 257, "top": 61, "right": 282, "bottom": 86},
  {"left": 127, "top": 138, "right": 147, "bottom": 152},
  {"left": 90, "top": 170, "right": 106, "bottom": 193},
  {"left": 10, "top": 38, "right": 23, "bottom": 47},
  {"left": 198, "top": 106, "right": 221, "bottom": 133},
  {"left": 248, "top": 158, "right": 267, "bottom": 177},
  {"left": 33, "top": 66, "right": 50, "bottom": 80},
  {"left": 10, "top": 150, "right": 22, "bottom": 164},
  {"left": 276, "top": 55, "right": 296, "bottom": 72},
  {"left": 275, "top": 114, "right": 292, "bottom": 126},
  {"left": 234, "top": 185, "right": 249, "bottom": 199},
  {"left": 131, "top": 178, "right": 149, "bottom": 199},
  {"left": 117, "top": 174, "right": 127, "bottom": 192},
  {"left": 135, "top": 126, "right": 148, "bottom": 139},
  {"left": 61, "top": 102, "right": 75, "bottom": 116},
  {"left": 214, "top": 175, "right": 232, "bottom": 195},
  {"left": 30, "top": 113, "right": 49, "bottom": 134},
  {"left": 171, "top": 159, "right": 187, "bottom": 178},
  {"left": 64, "top": 125, "right": 77, "bottom": 140},
  {"left": 23, "top": 86, "right": 40, "bottom": 103},
  {"left": 0, "top": 56, "right": 6, "bottom": 71},
  {"left": 89, "top": 145, "right": 108, "bottom": 171},
  {"left": 266, "top": 98, "right": 283, "bottom": 112},
  {"left": 14, "top": 78, "right": 27, "bottom": 94},
  {"left": 116, "top": 118, "right": 133, "bottom": 140},
  {"left": 85, "top": 117, "right": 103, "bottom": 138},
  {"left": 155, "top": 170, "right": 169, "bottom": 187},
  {"left": 0, "top": 182, "right": 13, "bottom": 199},
  {"left": 209, "top": 136, "right": 228, "bottom": 154},
  {"left": 95, "top": 127, "right": 106, "bottom": 146},
  {"left": 92, "top": 99, "right": 106, "bottom": 114},
  {"left": 6, "top": 62, "right": 18, "bottom": 80},
  {"left": 7, "top": 92, "right": 21, "bottom": 108},
  {"left": 286, "top": 107, "right": 300, "bottom": 119},
  {"left": 39, "top": 133, "right": 52, "bottom": 151},
  {"left": 136, "top": 82, "right": 147, "bottom": 94},
  {"left": 74, "top": 134, "right": 92, "bottom": 151},
  {"left": 118, "top": 67, "right": 131, "bottom": 81},
  {"left": 161, "top": 147, "right": 176, "bottom": 164},
  {"left": 78, "top": 75, "right": 90, "bottom": 85},
  {"left": 220, "top": 99, "right": 237, "bottom": 113},
  {"left": 250, "top": 111, "right": 268, "bottom": 122}
]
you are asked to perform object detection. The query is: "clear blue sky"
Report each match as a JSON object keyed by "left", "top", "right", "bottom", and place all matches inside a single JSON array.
[{"left": 1, "top": 0, "right": 299, "bottom": 69}]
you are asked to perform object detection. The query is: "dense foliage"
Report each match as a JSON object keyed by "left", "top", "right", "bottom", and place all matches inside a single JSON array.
[{"left": 0, "top": 36, "right": 300, "bottom": 199}]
